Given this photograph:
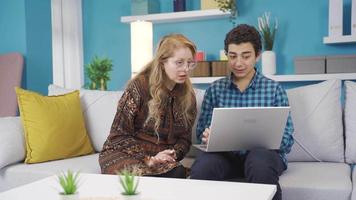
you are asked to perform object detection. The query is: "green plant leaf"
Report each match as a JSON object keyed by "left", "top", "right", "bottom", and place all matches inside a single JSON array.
[
  {"left": 85, "top": 55, "right": 113, "bottom": 90},
  {"left": 118, "top": 169, "right": 139, "bottom": 195},
  {"left": 57, "top": 170, "right": 80, "bottom": 195}
]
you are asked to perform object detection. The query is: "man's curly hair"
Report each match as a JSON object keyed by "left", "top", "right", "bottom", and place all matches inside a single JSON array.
[{"left": 224, "top": 24, "right": 262, "bottom": 56}]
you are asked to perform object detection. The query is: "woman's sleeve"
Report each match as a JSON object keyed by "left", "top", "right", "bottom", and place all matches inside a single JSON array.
[
  {"left": 99, "top": 81, "right": 148, "bottom": 174},
  {"left": 173, "top": 93, "right": 197, "bottom": 161}
]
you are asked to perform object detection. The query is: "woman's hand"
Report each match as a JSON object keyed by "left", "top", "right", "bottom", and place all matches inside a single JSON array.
[{"left": 145, "top": 149, "right": 176, "bottom": 167}]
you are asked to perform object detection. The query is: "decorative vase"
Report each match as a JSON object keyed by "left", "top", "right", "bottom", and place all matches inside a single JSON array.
[
  {"left": 173, "top": 0, "right": 186, "bottom": 12},
  {"left": 261, "top": 51, "right": 276, "bottom": 75},
  {"left": 100, "top": 78, "right": 107, "bottom": 91},
  {"left": 59, "top": 193, "right": 79, "bottom": 200},
  {"left": 121, "top": 193, "right": 141, "bottom": 200}
]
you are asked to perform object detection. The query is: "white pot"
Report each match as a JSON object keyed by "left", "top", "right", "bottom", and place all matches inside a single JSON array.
[
  {"left": 59, "top": 193, "right": 79, "bottom": 200},
  {"left": 121, "top": 193, "right": 141, "bottom": 200},
  {"left": 261, "top": 51, "right": 276, "bottom": 75}
]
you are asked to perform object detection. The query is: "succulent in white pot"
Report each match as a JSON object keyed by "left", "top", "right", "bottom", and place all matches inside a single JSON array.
[
  {"left": 57, "top": 170, "right": 80, "bottom": 200},
  {"left": 118, "top": 168, "right": 141, "bottom": 200},
  {"left": 258, "top": 12, "right": 278, "bottom": 75}
]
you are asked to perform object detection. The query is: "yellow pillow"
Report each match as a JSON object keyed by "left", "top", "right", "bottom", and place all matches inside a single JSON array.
[{"left": 15, "top": 87, "right": 94, "bottom": 163}]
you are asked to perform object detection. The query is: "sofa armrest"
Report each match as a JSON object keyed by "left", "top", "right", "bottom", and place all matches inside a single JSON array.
[{"left": 0, "top": 117, "right": 26, "bottom": 169}]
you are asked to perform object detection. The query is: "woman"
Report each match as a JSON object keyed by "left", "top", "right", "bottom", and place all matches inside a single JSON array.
[{"left": 99, "top": 34, "right": 197, "bottom": 178}]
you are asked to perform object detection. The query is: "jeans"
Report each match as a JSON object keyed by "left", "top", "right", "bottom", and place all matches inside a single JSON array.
[{"left": 190, "top": 148, "right": 285, "bottom": 200}]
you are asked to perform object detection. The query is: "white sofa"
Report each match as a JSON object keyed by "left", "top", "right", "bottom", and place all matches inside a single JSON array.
[{"left": 1, "top": 80, "right": 356, "bottom": 200}]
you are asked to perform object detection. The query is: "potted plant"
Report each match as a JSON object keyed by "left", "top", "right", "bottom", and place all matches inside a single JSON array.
[
  {"left": 258, "top": 12, "right": 278, "bottom": 75},
  {"left": 85, "top": 56, "right": 113, "bottom": 90},
  {"left": 118, "top": 169, "right": 140, "bottom": 200},
  {"left": 214, "top": 0, "right": 238, "bottom": 27},
  {"left": 57, "top": 170, "right": 80, "bottom": 200}
]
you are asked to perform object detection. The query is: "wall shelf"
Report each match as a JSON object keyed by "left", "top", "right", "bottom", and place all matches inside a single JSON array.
[
  {"left": 191, "top": 73, "right": 356, "bottom": 84},
  {"left": 121, "top": 9, "right": 229, "bottom": 24},
  {"left": 323, "top": 35, "right": 356, "bottom": 44}
]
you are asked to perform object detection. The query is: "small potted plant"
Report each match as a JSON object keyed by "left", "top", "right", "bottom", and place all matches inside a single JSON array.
[
  {"left": 214, "top": 0, "right": 238, "bottom": 27},
  {"left": 118, "top": 168, "right": 141, "bottom": 200},
  {"left": 258, "top": 11, "right": 278, "bottom": 75},
  {"left": 57, "top": 170, "right": 80, "bottom": 200},
  {"left": 85, "top": 56, "right": 113, "bottom": 90}
]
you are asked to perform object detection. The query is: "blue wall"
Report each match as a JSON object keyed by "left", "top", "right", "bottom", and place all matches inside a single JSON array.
[
  {"left": 83, "top": 1, "right": 131, "bottom": 90},
  {"left": 1, "top": 0, "right": 356, "bottom": 93},
  {"left": 0, "top": 0, "right": 52, "bottom": 94},
  {"left": 24, "top": 0, "right": 52, "bottom": 94},
  {"left": 83, "top": 0, "right": 356, "bottom": 90},
  {"left": 0, "top": 0, "right": 26, "bottom": 55}
]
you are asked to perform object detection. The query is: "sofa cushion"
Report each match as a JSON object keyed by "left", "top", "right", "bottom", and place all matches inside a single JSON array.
[
  {"left": 48, "top": 85, "right": 123, "bottom": 152},
  {"left": 280, "top": 162, "right": 352, "bottom": 200},
  {"left": 345, "top": 81, "right": 356, "bottom": 164},
  {"left": 286, "top": 80, "right": 344, "bottom": 162},
  {"left": 16, "top": 88, "right": 94, "bottom": 163},
  {"left": 351, "top": 168, "right": 356, "bottom": 200},
  {"left": 186, "top": 88, "right": 205, "bottom": 157},
  {"left": 0, "top": 153, "right": 100, "bottom": 192},
  {"left": 0, "top": 117, "right": 25, "bottom": 169}
]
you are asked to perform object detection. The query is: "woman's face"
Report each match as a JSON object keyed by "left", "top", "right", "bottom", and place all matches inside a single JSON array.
[{"left": 163, "top": 47, "right": 195, "bottom": 90}]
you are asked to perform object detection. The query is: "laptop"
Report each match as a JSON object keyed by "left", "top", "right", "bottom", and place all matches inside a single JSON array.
[{"left": 193, "top": 106, "right": 290, "bottom": 152}]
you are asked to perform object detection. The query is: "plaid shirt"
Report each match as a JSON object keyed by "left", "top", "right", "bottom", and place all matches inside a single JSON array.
[{"left": 196, "top": 69, "right": 294, "bottom": 167}]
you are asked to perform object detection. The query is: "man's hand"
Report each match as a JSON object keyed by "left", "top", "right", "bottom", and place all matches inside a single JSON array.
[
  {"left": 145, "top": 149, "right": 176, "bottom": 167},
  {"left": 202, "top": 127, "right": 211, "bottom": 144}
]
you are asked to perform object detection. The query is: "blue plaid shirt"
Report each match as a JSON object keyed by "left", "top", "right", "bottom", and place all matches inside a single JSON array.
[{"left": 196, "top": 69, "right": 294, "bottom": 167}]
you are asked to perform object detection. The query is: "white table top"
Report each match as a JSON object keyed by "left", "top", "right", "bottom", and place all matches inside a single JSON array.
[{"left": 0, "top": 173, "right": 276, "bottom": 200}]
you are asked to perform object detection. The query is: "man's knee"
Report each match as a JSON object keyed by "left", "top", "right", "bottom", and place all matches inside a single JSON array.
[
  {"left": 190, "top": 152, "right": 230, "bottom": 180},
  {"left": 244, "top": 149, "right": 283, "bottom": 183}
]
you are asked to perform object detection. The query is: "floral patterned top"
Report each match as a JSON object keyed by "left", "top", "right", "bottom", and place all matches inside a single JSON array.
[{"left": 99, "top": 75, "right": 197, "bottom": 175}]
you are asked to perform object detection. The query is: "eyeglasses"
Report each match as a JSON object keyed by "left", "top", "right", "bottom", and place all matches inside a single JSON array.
[{"left": 173, "top": 60, "right": 197, "bottom": 70}]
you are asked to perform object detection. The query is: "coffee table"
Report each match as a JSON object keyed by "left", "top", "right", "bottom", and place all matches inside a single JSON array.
[{"left": 0, "top": 173, "right": 276, "bottom": 200}]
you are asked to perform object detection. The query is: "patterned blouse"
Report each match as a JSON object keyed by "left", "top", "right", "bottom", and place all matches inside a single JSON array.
[{"left": 99, "top": 75, "right": 197, "bottom": 175}]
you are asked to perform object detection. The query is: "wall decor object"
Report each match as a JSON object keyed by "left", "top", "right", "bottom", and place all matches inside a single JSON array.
[
  {"left": 195, "top": 51, "right": 206, "bottom": 61},
  {"left": 201, "top": 0, "right": 219, "bottom": 10},
  {"left": 294, "top": 56, "right": 326, "bottom": 74},
  {"left": 326, "top": 55, "right": 356, "bottom": 73},
  {"left": 258, "top": 12, "right": 278, "bottom": 75},
  {"left": 190, "top": 61, "right": 210, "bottom": 77},
  {"left": 328, "top": 0, "right": 343, "bottom": 37},
  {"left": 211, "top": 61, "right": 229, "bottom": 76},
  {"left": 131, "top": 0, "right": 160, "bottom": 15},
  {"left": 219, "top": 50, "right": 228, "bottom": 60},
  {"left": 174, "top": 0, "right": 186, "bottom": 12},
  {"left": 352, "top": 0, "right": 356, "bottom": 35}
]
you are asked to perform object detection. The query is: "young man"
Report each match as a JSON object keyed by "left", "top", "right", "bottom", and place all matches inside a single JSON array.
[{"left": 190, "top": 24, "right": 294, "bottom": 200}]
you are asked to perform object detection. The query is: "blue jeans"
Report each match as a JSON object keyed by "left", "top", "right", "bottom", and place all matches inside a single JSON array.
[{"left": 190, "top": 148, "right": 285, "bottom": 200}]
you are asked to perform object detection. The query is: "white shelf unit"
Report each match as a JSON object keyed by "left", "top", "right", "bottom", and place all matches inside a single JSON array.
[
  {"left": 121, "top": 9, "right": 229, "bottom": 24},
  {"left": 323, "top": 35, "right": 356, "bottom": 44},
  {"left": 191, "top": 73, "right": 356, "bottom": 84}
]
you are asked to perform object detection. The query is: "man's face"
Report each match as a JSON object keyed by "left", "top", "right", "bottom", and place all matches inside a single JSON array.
[{"left": 227, "top": 42, "right": 260, "bottom": 79}]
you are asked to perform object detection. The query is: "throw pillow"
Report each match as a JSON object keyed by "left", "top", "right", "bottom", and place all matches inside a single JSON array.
[
  {"left": 48, "top": 84, "right": 123, "bottom": 152},
  {"left": 286, "top": 80, "right": 344, "bottom": 162},
  {"left": 15, "top": 87, "right": 94, "bottom": 163},
  {"left": 345, "top": 81, "right": 356, "bottom": 163},
  {"left": 0, "top": 117, "right": 25, "bottom": 169}
]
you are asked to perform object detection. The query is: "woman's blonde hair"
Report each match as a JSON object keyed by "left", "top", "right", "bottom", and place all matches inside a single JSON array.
[{"left": 132, "top": 34, "right": 197, "bottom": 133}]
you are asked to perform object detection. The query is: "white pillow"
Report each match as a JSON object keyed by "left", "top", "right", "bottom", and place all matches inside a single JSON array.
[
  {"left": 48, "top": 85, "right": 123, "bottom": 152},
  {"left": 0, "top": 117, "right": 26, "bottom": 169},
  {"left": 286, "top": 80, "right": 344, "bottom": 162},
  {"left": 345, "top": 81, "right": 356, "bottom": 163}
]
